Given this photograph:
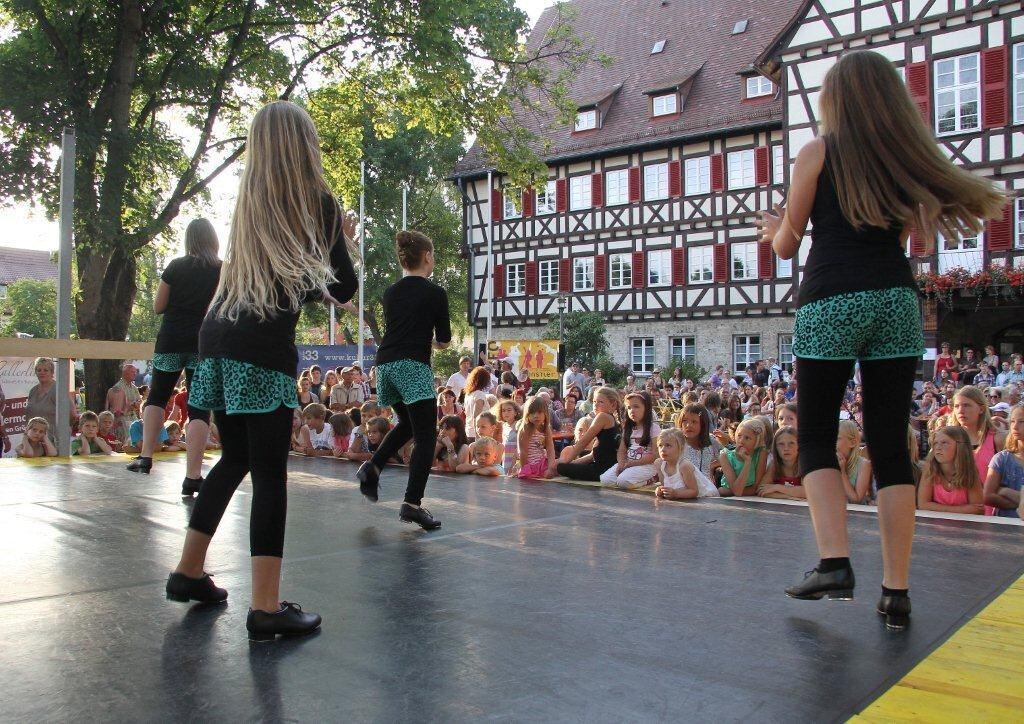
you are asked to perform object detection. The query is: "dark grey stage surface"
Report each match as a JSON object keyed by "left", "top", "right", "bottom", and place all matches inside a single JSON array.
[{"left": 0, "top": 455, "right": 1022, "bottom": 723}]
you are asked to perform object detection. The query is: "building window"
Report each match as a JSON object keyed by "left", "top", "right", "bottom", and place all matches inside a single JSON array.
[
  {"left": 609, "top": 253, "right": 632, "bottom": 289},
  {"left": 644, "top": 162, "right": 669, "bottom": 201},
  {"left": 778, "top": 334, "right": 794, "bottom": 367},
  {"left": 688, "top": 246, "right": 714, "bottom": 284},
  {"left": 1016, "top": 197, "right": 1024, "bottom": 248},
  {"left": 746, "top": 76, "right": 773, "bottom": 98},
  {"left": 631, "top": 338, "right": 656, "bottom": 373},
  {"left": 539, "top": 260, "right": 559, "bottom": 294},
  {"left": 569, "top": 175, "right": 592, "bottom": 211},
  {"left": 670, "top": 336, "right": 696, "bottom": 364},
  {"left": 777, "top": 256, "right": 793, "bottom": 278},
  {"left": 685, "top": 156, "right": 710, "bottom": 196},
  {"left": 573, "top": 257, "right": 594, "bottom": 291},
  {"left": 734, "top": 335, "right": 761, "bottom": 374},
  {"left": 503, "top": 188, "right": 520, "bottom": 219},
  {"left": 575, "top": 109, "right": 597, "bottom": 131},
  {"left": 1015, "top": 44, "right": 1024, "bottom": 124},
  {"left": 728, "top": 150, "right": 755, "bottom": 190},
  {"left": 605, "top": 169, "right": 629, "bottom": 206},
  {"left": 505, "top": 264, "right": 525, "bottom": 296},
  {"left": 652, "top": 93, "right": 677, "bottom": 116},
  {"left": 935, "top": 53, "right": 979, "bottom": 135},
  {"left": 772, "top": 145, "right": 784, "bottom": 184},
  {"left": 536, "top": 181, "right": 556, "bottom": 215},
  {"left": 731, "top": 241, "right": 758, "bottom": 281},
  {"left": 648, "top": 249, "right": 672, "bottom": 287}
]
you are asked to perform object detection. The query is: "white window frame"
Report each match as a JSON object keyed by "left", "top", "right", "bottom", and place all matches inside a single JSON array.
[
  {"left": 506, "top": 263, "right": 526, "bottom": 296},
  {"left": 503, "top": 188, "right": 520, "bottom": 220},
  {"left": 569, "top": 175, "right": 592, "bottom": 211},
  {"left": 733, "top": 335, "right": 761, "bottom": 375},
  {"left": 575, "top": 108, "right": 597, "bottom": 131},
  {"left": 934, "top": 53, "right": 980, "bottom": 136},
  {"left": 772, "top": 145, "right": 784, "bottom": 185},
  {"left": 644, "top": 162, "right": 669, "bottom": 201},
  {"left": 727, "top": 150, "right": 755, "bottom": 190},
  {"left": 1014, "top": 44, "right": 1024, "bottom": 124},
  {"left": 777, "top": 255, "right": 793, "bottom": 278},
  {"left": 605, "top": 169, "right": 629, "bottom": 206},
  {"left": 573, "top": 257, "right": 594, "bottom": 292},
  {"left": 609, "top": 253, "right": 633, "bottom": 289},
  {"left": 731, "top": 241, "right": 759, "bottom": 281},
  {"left": 778, "top": 334, "right": 794, "bottom": 367},
  {"left": 1016, "top": 197, "right": 1024, "bottom": 249},
  {"left": 688, "top": 246, "right": 714, "bottom": 284},
  {"left": 652, "top": 93, "right": 678, "bottom": 116},
  {"left": 746, "top": 75, "right": 773, "bottom": 98},
  {"left": 536, "top": 181, "right": 556, "bottom": 215},
  {"left": 539, "top": 260, "right": 559, "bottom": 294},
  {"left": 631, "top": 338, "right": 656, "bottom": 374},
  {"left": 685, "top": 156, "right": 710, "bottom": 196},
  {"left": 670, "top": 336, "right": 696, "bottom": 364},
  {"left": 647, "top": 249, "right": 672, "bottom": 287}
]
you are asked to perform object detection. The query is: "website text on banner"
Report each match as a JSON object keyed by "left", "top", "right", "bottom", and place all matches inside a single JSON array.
[{"left": 296, "top": 345, "right": 377, "bottom": 376}]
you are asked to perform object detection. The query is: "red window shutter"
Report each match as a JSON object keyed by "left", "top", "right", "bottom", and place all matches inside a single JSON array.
[
  {"left": 909, "top": 229, "right": 927, "bottom": 257},
  {"left": 986, "top": 202, "right": 1013, "bottom": 251},
  {"left": 594, "top": 255, "right": 607, "bottom": 291},
  {"left": 628, "top": 167, "right": 641, "bottom": 203},
  {"left": 982, "top": 46, "right": 1009, "bottom": 129},
  {"left": 493, "top": 263, "right": 505, "bottom": 296},
  {"left": 522, "top": 188, "right": 534, "bottom": 217},
  {"left": 591, "top": 172, "right": 604, "bottom": 208},
  {"left": 525, "top": 261, "right": 538, "bottom": 295},
  {"left": 668, "top": 161, "right": 682, "bottom": 197},
  {"left": 905, "top": 62, "right": 930, "bottom": 125},
  {"left": 631, "top": 250, "right": 645, "bottom": 289},
  {"left": 713, "top": 243, "right": 728, "bottom": 282},
  {"left": 491, "top": 189, "right": 503, "bottom": 222},
  {"left": 755, "top": 147, "right": 770, "bottom": 186},
  {"left": 558, "top": 258, "right": 571, "bottom": 292},
  {"left": 555, "top": 179, "right": 567, "bottom": 212},
  {"left": 710, "top": 154, "right": 724, "bottom": 192},
  {"left": 757, "top": 240, "right": 774, "bottom": 278},
  {"left": 671, "top": 247, "right": 687, "bottom": 285}
]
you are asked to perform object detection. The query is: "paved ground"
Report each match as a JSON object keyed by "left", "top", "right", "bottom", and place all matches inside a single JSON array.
[{"left": 1, "top": 454, "right": 1021, "bottom": 722}]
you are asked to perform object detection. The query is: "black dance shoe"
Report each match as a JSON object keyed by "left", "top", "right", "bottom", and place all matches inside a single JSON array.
[
  {"left": 399, "top": 503, "right": 442, "bottom": 530},
  {"left": 877, "top": 594, "right": 912, "bottom": 630},
  {"left": 356, "top": 462, "right": 379, "bottom": 503},
  {"left": 785, "top": 565, "right": 855, "bottom": 601},
  {"left": 127, "top": 456, "right": 152, "bottom": 474},
  {"left": 165, "top": 572, "right": 228, "bottom": 603},
  {"left": 181, "top": 476, "right": 203, "bottom": 497},
  {"left": 246, "top": 602, "right": 322, "bottom": 641}
]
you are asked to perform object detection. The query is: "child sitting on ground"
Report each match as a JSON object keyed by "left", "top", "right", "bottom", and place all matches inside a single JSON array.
[
  {"left": 654, "top": 429, "right": 719, "bottom": 500},
  {"left": 345, "top": 416, "right": 394, "bottom": 463},
  {"left": 434, "top": 415, "right": 470, "bottom": 472},
  {"left": 456, "top": 437, "right": 505, "bottom": 477},
  {"left": 558, "top": 415, "right": 595, "bottom": 464},
  {"left": 600, "top": 392, "right": 660, "bottom": 488},
  {"left": 718, "top": 418, "right": 768, "bottom": 497},
  {"left": 757, "top": 426, "right": 805, "bottom": 499},
  {"left": 474, "top": 411, "right": 501, "bottom": 443},
  {"left": 298, "top": 402, "right": 334, "bottom": 457},
  {"left": 15, "top": 417, "right": 57, "bottom": 458},
  {"left": 290, "top": 408, "right": 304, "bottom": 453},
  {"left": 918, "top": 425, "right": 984, "bottom": 514},
  {"left": 329, "top": 412, "right": 354, "bottom": 456},
  {"left": 97, "top": 411, "right": 123, "bottom": 452},
  {"left": 164, "top": 421, "right": 186, "bottom": 452},
  {"left": 73, "top": 411, "right": 114, "bottom": 456},
  {"left": 124, "top": 417, "right": 168, "bottom": 454},
  {"left": 517, "top": 396, "right": 557, "bottom": 480},
  {"left": 497, "top": 400, "right": 521, "bottom": 475}
]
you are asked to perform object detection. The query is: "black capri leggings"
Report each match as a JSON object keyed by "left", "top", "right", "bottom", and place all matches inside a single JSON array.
[
  {"left": 187, "top": 405, "right": 293, "bottom": 557},
  {"left": 145, "top": 366, "right": 211, "bottom": 424},
  {"left": 797, "top": 356, "right": 918, "bottom": 489},
  {"left": 370, "top": 398, "right": 438, "bottom": 506}
]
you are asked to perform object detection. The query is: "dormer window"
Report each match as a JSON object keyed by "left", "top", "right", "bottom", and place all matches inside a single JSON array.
[
  {"left": 746, "top": 75, "right": 773, "bottom": 98},
  {"left": 575, "top": 109, "right": 598, "bottom": 131},
  {"left": 651, "top": 40, "right": 666, "bottom": 55},
  {"left": 652, "top": 93, "right": 678, "bottom": 117}
]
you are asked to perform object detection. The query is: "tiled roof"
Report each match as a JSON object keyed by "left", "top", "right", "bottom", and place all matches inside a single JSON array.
[
  {"left": 0, "top": 247, "right": 58, "bottom": 285},
  {"left": 454, "top": 0, "right": 804, "bottom": 177}
]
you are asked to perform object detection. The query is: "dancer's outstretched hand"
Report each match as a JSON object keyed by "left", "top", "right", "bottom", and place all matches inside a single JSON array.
[{"left": 756, "top": 203, "right": 784, "bottom": 243}]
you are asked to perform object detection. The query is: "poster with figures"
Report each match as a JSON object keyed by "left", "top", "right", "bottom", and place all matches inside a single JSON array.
[
  {"left": 487, "top": 339, "right": 559, "bottom": 379},
  {"left": 0, "top": 357, "right": 40, "bottom": 457}
]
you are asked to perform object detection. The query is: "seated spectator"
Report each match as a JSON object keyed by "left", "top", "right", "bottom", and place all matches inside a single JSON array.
[
  {"left": 164, "top": 421, "right": 186, "bottom": 452},
  {"left": 329, "top": 412, "right": 354, "bottom": 456},
  {"left": 744, "top": 401, "right": 762, "bottom": 420},
  {"left": 436, "top": 388, "right": 464, "bottom": 422},
  {"left": 918, "top": 426, "right": 984, "bottom": 514},
  {"left": 559, "top": 394, "right": 584, "bottom": 432},
  {"left": 346, "top": 416, "right": 392, "bottom": 463},
  {"left": 718, "top": 419, "right": 767, "bottom": 497},
  {"left": 675, "top": 403, "right": 721, "bottom": 482},
  {"left": 557, "top": 388, "right": 620, "bottom": 480},
  {"left": 296, "top": 403, "right": 333, "bottom": 457},
  {"left": 837, "top": 419, "right": 872, "bottom": 504},
  {"left": 474, "top": 411, "right": 500, "bottom": 443},
  {"left": 704, "top": 391, "right": 723, "bottom": 427},
  {"left": 463, "top": 367, "right": 492, "bottom": 441},
  {"left": 654, "top": 429, "right": 719, "bottom": 500},
  {"left": 289, "top": 408, "right": 304, "bottom": 452},
  {"left": 511, "top": 387, "right": 527, "bottom": 406},
  {"left": 995, "top": 361, "right": 1013, "bottom": 386},
  {"left": 623, "top": 375, "right": 639, "bottom": 395},
  {"left": 97, "top": 410, "right": 123, "bottom": 452},
  {"left": 599, "top": 392, "right": 659, "bottom": 489},
  {"left": 960, "top": 348, "right": 980, "bottom": 385},
  {"left": 455, "top": 438, "right": 504, "bottom": 477},
  {"left": 125, "top": 417, "right": 168, "bottom": 454},
  {"left": 933, "top": 342, "right": 958, "bottom": 384},
  {"left": 949, "top": 386, "right": 1006, "bottom": 482},
  {"left": 496, "top": 400, "right": 522, "bottom": 475},
  {"left": 318, "top": 371, "right": 339, "bottom": 404},
  {"left": 73, "top": 411, "right": 114, "bottom": 456},
  {"left": 984, "top": 404, "right": 1024, "bottom": 518},
  {"left": 434, "top": 415, "right": 470, "bottom": 472},
  {"left": 974, "top": 363, "right": 995, "bottom": 388},
  {"left": 16, "top": 417, "right": 57, "bottom": 458},
  {"left": 758, "top": 426, "right": 804, "bottom": 499},
  {"left": 983, "top": 345, "right": 1000, "bottom": 373},
  {"left": 329, "top": 367, "right": 365, "bottom": 411},
  {"left": 517, "top": 396, "right": 557, "bottom": 480}
]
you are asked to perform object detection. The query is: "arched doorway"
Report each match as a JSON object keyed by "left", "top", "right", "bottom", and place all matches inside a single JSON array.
[{"left": 994, "top": 323, "right": 1024, "bottom": 361}]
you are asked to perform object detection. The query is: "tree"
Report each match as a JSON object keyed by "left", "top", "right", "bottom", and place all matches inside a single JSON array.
[
  {"left": 543, "top": 311, "right": 609, "bottom": 369},
  {"left": 0, "top": 279, "right": 58, "bottom": 338},
  {"left": 0, "top": 0, "right": 591, "bottom": 410}
]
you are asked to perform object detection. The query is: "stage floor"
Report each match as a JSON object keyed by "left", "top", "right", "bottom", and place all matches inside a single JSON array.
[{"left": 0, "top": 454, "right": 1021, "bottom": 722}]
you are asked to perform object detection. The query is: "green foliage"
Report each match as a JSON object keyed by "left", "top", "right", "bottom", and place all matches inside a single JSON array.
[
  {"left": 126, "top": 246, "right": 170, "bottom": 342},
  {"left": 592, "top": 356, "right": 629, "bottom": 387},
  {"left": 0, "top": 279, "right": 57, "bottom": 338},
  {"left": 542, "top": 311, "right": 609, "bottom": 368},
  {"left": 432, "top": 345, "right": 474, "bottom": 378},
  {"left": 666, "top": 358, "right": 709, "bottom": 385}
]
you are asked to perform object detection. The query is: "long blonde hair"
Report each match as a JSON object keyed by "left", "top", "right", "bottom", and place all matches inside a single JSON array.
[
  {"left": 216, "top": 101, "right": 347, "bottom": 322},
  {"left": 837, "top": 419, "right": 862, "bottom": 481},
  {"left": 923, "top": 426, "right": 979, "bottom": 491},
  {"left": 819, "top": 51, "right": 1005, "bottom": 240},
  {"left": 950, "top": 385, "right": 995, "bottom": 440}
]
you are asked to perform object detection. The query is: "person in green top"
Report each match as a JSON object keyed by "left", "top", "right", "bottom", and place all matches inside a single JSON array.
[
  {"left": 72, "top": 412, "right": 113, "bottom": 457},
  {"left": 718, "top": 419, "right": 767, "bottom": 497}
]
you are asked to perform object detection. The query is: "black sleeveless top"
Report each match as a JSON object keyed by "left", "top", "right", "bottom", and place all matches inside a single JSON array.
[
  {"left": 798, "top": 148, "right": 916, "bottom": 307},
  {"left": 592, "top": 422, "right": 621, "bottom": 469}
]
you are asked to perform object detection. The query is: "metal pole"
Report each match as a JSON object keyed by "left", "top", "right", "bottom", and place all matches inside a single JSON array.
[
  {"left": 486, "top": 171, "right": 494, "bottom": 349},
  {"left": 357, "top": 160, "right": 366, "bottom": 369},
  {"left": 55, "top": 129, "right": 75, "bottom": 457},
  {"left": 402, "top": 184, "right": 407, "bottom": 230},
  {"left": 329, "top": 305, "right": 336, "bottom": 346},
  {"left": 559, "top": 299, "right": 565, "bottom": 399}
]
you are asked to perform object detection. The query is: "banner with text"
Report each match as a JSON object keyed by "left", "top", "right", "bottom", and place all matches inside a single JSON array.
[
  {"left": 0, "top": 357, "right": 41, "bottom": 457},
  {"left": 487, "top": 339, "right": 559, "bottom": 379},
  {"left": 296, "top": 345, "right": 377, "bottom": 376}
]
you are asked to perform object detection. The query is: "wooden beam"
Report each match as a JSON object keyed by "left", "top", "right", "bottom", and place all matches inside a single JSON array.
[{"left": 0, "top": 338, "right": 155, "bottom": 360}]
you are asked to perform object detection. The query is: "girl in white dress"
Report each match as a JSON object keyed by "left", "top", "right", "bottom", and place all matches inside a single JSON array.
[{"left": 654, "top": 429, "right": 719, "bottom": 500}]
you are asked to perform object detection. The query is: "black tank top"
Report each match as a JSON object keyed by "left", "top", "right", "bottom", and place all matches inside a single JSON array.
[
  {"left": 592, "top": 423, "right": 621, "bottom": 468},
  {"left": 798, "top": 146, "right": 916, "bottom": 307}
]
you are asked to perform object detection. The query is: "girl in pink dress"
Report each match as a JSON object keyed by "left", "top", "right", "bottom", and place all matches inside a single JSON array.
[
  {"left": 917, "top": 426, "right": 984, "bottom": 515},
  {"left": 516, "top": 396, "right": 556, "bottom": 480}
]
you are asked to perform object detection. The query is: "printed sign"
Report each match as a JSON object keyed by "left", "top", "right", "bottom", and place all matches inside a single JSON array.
[
  {"left": 487, "top": 339, "right": 560, "bottom": 379},
  {"left": 0, "top": 357, "right": 43, "bottom": 457},
  {"left": 296, "top": 345, "right": 377, "bottom": 375}
]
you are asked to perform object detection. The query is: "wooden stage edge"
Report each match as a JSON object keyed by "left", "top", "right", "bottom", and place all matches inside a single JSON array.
[{"left": 0, "top": 337, "right": 155, "bottom": 360}]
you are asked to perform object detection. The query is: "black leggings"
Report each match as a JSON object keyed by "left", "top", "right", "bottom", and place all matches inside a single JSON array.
[
  {"left": 145, "top": 366, "right": 211, "bottom": 425},
  {"left": 370, "top": 398, "right": 437, "bottom": 505},
  {"left": 557, "top": 459, "right": 612, "bottom": 482},
  {"left": 797, "top": 356, "right": 917, "bottom": 489},
  {"left": 188, "top": 405, "right": 292, "bottom": 557}
]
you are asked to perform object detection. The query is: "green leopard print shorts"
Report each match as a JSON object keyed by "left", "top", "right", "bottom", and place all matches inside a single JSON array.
[
  {"left": 152, "top": 352, "right": 200, "bottom": 373},
  {"left": 189, "top": 357, "right": 298, "bottom": 415},
  {"left": 793, "top": 287, "right": 925, "bottom": 361},
  {"left": 375, "top": 360, "right": 436, "bottom": 408}
]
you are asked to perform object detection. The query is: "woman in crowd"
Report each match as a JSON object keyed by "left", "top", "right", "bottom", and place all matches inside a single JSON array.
[
  {"left": 166, "top": 101, "right": 357, "bottom": 640},
  {"left": 918, "top": 426, "right": 984, "bottom": 515},
  {"left": 518, "top": 368, "right": 533, "bottom": 396},
  {"left": 983, "top": 344, "right": 1000, "bottom": 372},
  {"left": 297, "top": 377, "right": 317, "bottom": 407},
  {"left": 557, "top": 387, "right": 621, "bottom": 481},
  {"left": 355, "top": 229, "right": 450, "bottom": 532},
  {"left": 560, "top": 393, "right": 585, "bottom": 432},
  {"left": 756, "top": 50, "right": 1004, "bottom": 628},
  {"left": 949, "top": 386, "right": 1006, "bottom": 483},
  {"left": 436, "top": 388, "right": 464, "bottom": 421},
  {"left": 126, "top": 218, "right": 221, "bottom": 495},
  {"left": 463, "top": 367, "right": 492, "bottom": 442},
  {"left": 933, "top": 342, "right": 959, "bottom": 385},
  {"left": 25, "top": 357, "right": 79, "bottom": 444},
  {"left": 984, "top": 404, "right": 1024, "bottom": 518},
  {"left": 319, "top": 370, "right": 339, "bottom": 405}
]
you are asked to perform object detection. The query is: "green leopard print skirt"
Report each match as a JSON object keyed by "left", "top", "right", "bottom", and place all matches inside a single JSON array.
[
  {"left": 189, "top": 357, "right": 298, "bottom": 415},
  {"left": 152, "top": 352, "right": 200, "bottom": 373},
  {"left": 375, "top": 360, "right": 436, "bottom": 408}
]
